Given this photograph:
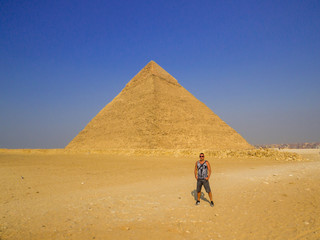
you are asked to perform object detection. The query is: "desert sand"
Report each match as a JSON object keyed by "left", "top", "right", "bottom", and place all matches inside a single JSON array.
[{"left": 1, "top": 149, "right": 320, "bottom": 240}]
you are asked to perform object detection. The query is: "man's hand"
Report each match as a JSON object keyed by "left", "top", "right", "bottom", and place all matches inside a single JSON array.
[
  {"left": 195, "top": 175, "right": 198, "bottom": 180},
  {"left": 205, "top": 177, "right": 209, "bottom": 180}
]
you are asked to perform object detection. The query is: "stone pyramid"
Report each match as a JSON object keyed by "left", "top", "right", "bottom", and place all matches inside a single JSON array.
[{"left": 66, "top": 61, "right": 253, "bottom": 151}]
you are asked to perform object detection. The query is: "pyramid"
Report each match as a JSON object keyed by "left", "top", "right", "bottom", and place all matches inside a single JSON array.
[{"left": 66, "top": 61, "right": 253, "bottom": 151}]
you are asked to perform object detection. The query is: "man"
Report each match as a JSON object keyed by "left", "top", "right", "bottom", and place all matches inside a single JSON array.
[{"left": 194, "top": 153, "right": 214, "bottom": 206}]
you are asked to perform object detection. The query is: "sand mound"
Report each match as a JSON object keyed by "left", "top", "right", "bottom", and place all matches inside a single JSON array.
[{"left": 66, "top": 61, "right": 252, "bottom": 151}]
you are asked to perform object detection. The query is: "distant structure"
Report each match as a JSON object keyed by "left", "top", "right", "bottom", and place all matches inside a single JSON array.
[
  {"left": 66, "top": 61, "right": 253, "bottom": 151},
  {"left": 256, "top": 142, "right": 320, "bottom": 149}
]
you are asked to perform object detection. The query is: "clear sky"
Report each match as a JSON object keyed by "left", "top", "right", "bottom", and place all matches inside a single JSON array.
[{"left": 1, "top": 0, "right": 319, "bottom": 148}]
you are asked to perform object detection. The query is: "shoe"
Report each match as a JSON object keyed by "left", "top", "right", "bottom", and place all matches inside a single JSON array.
[
  {"left": 196, "top": 200, "right": 200, "bottom": 205},
  {"left": 210, "top": 201, "right": 214, "bottom": 207}
]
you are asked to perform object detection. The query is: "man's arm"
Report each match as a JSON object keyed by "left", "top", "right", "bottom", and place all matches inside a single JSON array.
[
  {"left": 194, "top": 162, "right": 198, "bottom": 180},
  {"left": 206, "top": 161, "right": 212, "bottom": 180}
]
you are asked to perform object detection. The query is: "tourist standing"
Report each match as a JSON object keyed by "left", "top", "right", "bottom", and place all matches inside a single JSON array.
[{"left": 194, "top": 153, "right": 214, "bottom": 206}]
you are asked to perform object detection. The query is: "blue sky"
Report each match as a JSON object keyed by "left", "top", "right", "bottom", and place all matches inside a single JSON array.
[{"left": 1, "top": 0, "right": 319, "bottom": 148}]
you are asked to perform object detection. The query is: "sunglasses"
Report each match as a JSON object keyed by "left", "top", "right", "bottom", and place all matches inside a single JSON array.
[{"left": 200, "top": 155, "right": 204, "bottom": 157}]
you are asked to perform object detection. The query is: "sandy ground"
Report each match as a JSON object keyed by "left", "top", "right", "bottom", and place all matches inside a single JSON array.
[{"left": 1, "top": 149, "right": 320, "bottom": 240}]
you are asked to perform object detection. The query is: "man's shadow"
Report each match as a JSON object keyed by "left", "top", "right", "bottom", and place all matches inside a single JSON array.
[{"left": 191, "top": 189, "right": 210, "bottom": 203}]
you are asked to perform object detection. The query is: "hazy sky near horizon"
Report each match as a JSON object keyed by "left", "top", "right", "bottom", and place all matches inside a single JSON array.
[{"left": 1, "top": 0, "right": 320, "bottom": 148}]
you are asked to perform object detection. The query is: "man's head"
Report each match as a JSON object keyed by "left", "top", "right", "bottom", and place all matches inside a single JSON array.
[{"left": 199, "top": 153, "right": 205, "bottom": 160}]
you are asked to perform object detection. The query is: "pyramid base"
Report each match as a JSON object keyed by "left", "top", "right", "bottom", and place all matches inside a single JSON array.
[{"left": 62, "top": 148, "right": 303, "bottom": 160}]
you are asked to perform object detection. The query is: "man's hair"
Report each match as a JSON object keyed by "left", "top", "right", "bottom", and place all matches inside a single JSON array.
[{"left": 199, "top": 153, "right": 204, "bottom": 156}]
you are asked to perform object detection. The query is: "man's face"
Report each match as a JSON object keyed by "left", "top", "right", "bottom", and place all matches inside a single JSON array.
[{"left": 199, "top": 154, "right": 204, "bottom": 160}]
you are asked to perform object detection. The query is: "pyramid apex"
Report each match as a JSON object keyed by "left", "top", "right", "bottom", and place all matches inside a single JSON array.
[
  {"left": 144, "top": 60, "right": 162, "bottom": 73},
  {"left": 126, "top": 60, "right": 178, "bottom": 86}
]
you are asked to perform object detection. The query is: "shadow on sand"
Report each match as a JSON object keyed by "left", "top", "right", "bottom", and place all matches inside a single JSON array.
[{"left": 191, "top": 189, "right": 210, "bottom": 204}]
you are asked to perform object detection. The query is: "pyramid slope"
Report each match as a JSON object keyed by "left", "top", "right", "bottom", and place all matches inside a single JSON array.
[{"left": 66, "top": 61, "right": 253, "bottom": 150}]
